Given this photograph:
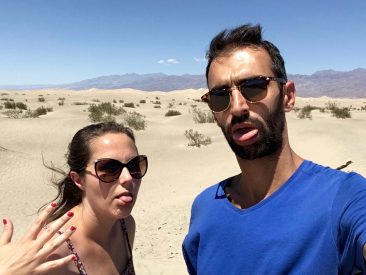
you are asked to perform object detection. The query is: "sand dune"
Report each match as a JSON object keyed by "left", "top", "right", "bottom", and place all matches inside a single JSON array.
[{"left": 0, "top": 89, "right": 365, "bottom": 274}]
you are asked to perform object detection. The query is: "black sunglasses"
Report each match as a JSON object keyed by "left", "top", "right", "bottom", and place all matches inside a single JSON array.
[
  {"left": 201, "top": 76, "right": 286, "bottom": 112},
  {"left": 94, "top": 155, "right": 148, "bottom": 183}
]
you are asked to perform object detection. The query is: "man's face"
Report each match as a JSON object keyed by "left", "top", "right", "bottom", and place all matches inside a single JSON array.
[{"left": 207, "top": 47, "right": 286, "bottom": 160}]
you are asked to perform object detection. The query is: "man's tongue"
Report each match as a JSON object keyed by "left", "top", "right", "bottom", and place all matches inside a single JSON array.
[{"left": 232, "top": 127, "right": 258, "bottom": 142}]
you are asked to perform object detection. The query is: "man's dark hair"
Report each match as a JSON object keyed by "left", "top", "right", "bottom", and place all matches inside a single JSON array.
[{"left": 205, "top": 24, "right": 287, "bottom": 84}]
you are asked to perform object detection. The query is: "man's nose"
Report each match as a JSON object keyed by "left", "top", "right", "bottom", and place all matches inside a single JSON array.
[{"left": 230, "top": 87, "right": 250, "bottom": 116}]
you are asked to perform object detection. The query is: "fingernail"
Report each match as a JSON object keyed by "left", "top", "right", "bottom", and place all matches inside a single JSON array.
[
  {"left": 70, "top": 225, "right": 77, "bottom": 231},
  {"left": 72, "top": 255, "right": 77, "bottom": 261},
  {"left": 67, "top": 211, "right": 74, "bottom": 218},
  {"left": 51, "top": 202, "right": 58, "bottom": 208},
  {"left": 2, "top": 219, "right": 7, "bottom": 225}
]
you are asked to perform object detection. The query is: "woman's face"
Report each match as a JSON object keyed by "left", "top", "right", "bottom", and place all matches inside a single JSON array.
[{"left": 81, "top": 132, "right": 141, "bottom": 220}]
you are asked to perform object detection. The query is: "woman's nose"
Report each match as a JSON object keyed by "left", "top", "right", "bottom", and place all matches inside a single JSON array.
[{"left": 118, "top": 167, "right": 133, "bottom": 186}]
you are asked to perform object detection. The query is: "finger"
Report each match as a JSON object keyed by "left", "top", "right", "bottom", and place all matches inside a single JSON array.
[
  {"left": 23, "top": 202, "right": 58, "bottom": 241},
  {"left": 35, "top": 254, "right": 75, "bottom": 274},
  {"left": 38, "top": 225, "right": 77, "bottom": 258},
  {"left": 35, "top": 211, "right": 74, "bottom": 249},
  {"left": 0, "top": 218, "right": 14, "bottom": 245}
]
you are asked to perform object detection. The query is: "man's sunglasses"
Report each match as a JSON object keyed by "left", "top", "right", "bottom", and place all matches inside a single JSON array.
[
  {"left": 94, "top": 155, "right": 148, "bottom": 183},
  {"left": 201, "top": 76, "right": 286, "bottom": 113}
]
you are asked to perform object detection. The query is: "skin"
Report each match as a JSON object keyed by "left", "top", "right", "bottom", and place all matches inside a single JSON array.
[
  {"left": 47, "top": 132, "right": 140, "bottom": 274},
  {"left": 208, "top": 46, "right": 366, "bottom": 260},
  {"left": 0, "top": 204, "right": 76, "bottom": 275}
]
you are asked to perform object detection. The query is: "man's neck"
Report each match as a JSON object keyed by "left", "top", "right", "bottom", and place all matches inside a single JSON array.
[{"left": 226, "top": 146, "right": 303, "bottom": 209}]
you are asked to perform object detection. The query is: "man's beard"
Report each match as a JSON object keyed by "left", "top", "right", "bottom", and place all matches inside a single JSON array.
[{"left": 219, "top": 97, "right": 285, "bottom": 160}]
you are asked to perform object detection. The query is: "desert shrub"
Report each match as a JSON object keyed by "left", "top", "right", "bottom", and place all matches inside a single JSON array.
[
  {"left": 0, "top": 106, "right": 2, "bottom": 110},
  {"left": 124, "top": 111, "right": 146, "bottom": 131},
  {"left": 15, "top": 102, "right": 27, "bottom": 110},
  {"left": 0, "top": 98, "right": 9, "bottom": 101},
  {"left": 3, "top": 109, "right": 23, "bottom": 118},
  {"left": 58, "top": 97, "right": 65, "bottom": 101},
  {"left": 153, "top": 101, "right": 161, "bottom": 105},
  {"left": 113, "top": 99, "right": 117, "bottom": 103},
  {"left": 9, "top": 99, "right": 14, "bottom": 101},
  {"left": 58, "top": 100, "right": 65, "bottom": 106},
  {"left": 123, "top": 102, "right": 135, "bottom": 108},
  {"left": 139, "top": 100, "right": 146, "bottom": 104},
  {"left": 184, "top": 129, "right": 212, "bottom": 147},
  {"left": 155, "top": 96, "right": 160, "bottom": 100},
  {"left": 297, "top": 105, "right": 313, "bottom": 119},
  {"left": 165, "top": 110, "right": 182, "bottom": 117},
  {"left": 4, "top": 101, "right": 16, "bottom": 109},
  {"left": 92, "top": 99, "right": 100, "bottom": 102},
  {"left": 325, "top": 101, "right": 338, "bottom": 111},
  {"left": 46, "top": 107, "right": 53, "bottom": 112},
  {"left": 331, "top": 107, "right": 351, "bottom": 119},
  {"left": 154, "top": 105, "right": 161, "bottom": 108},
  {"left": 1, "top": 93, "right": 8, "bottom": 96},
  {"left": 88, "top": 102, "right": 125, "bottom": 123},
  {"left": 119, "top": 100, "right": 124, "bottom": 103},
  {"left": 33, "top": 106, "right": 48, "bottom": 116},
  {"left": 168, "top": 102, "right": 174, "bottom": 108},
  {"left": 192, "top": 107, "right": 215, "bottom": 123},
  {"left": 361, "top": 105, "right": 366, "bottom": 111},
  {"left": 73, "top": 102, "right": 89, "bottom": 105},
  {"left": 38, "top": 97, "right": 45, "bottom": 102}
]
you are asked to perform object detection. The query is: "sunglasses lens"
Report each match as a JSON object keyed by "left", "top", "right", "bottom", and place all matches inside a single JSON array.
[
  {"left": 127, "top": 155, "right": 148, "bottom": 179},
  {"left": 208, "top": 89, "right": 230, "bottom": 112},
  {"left": 95, "top": 159, "right": 122, "bottom": 183},
  {"left": 241, "top": 78, "right": 268, "bottom": 102}
]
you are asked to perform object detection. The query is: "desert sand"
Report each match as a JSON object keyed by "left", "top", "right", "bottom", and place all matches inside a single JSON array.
[{"left": 0, "top": 88, "right": 365, "bottom": 274}]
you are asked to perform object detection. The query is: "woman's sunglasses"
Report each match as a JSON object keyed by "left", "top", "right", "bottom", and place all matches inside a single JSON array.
[
  {"left": 201, "top": 76, "right": 286, "bottom": 113},
  {"left": 94, "top": 155, "right": 148, "bottom": 183}
]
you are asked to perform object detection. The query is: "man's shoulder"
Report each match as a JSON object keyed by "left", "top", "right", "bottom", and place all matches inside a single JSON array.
[
  {"left": 192, "top": 177, "right": 232, "bottom": 204},
  {"left": 303, "top": 160, "right": 366, "bottom": 189}
]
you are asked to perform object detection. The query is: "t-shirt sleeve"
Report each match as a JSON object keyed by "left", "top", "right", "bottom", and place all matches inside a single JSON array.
[{"left": 332, "top": 172, "right": 366, "bottom": 273}]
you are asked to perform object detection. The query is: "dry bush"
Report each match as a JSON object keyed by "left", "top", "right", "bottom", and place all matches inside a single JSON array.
[
  {"left": 124, "top": 111, "right": 146, "bottom": 131},
  {"left": 88, "top": 102, "right": 125, "bottom": 122},
  {"left": 331, "top": 107, "right": 351, "bottom": 119},
  {"left": 165, "top": 110, "right": 182, "bottom": 117},
  {"left": 123, "top": 102, "right": 135, "bottom": 108},
  {"left": 184, "top": 129, "right": 212, "bottom": 147},
  {"left": 192, "top": 107, "right": 215, "bottom": 123}
]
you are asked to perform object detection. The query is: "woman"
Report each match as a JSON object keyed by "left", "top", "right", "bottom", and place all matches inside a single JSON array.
[{"left": 44, "top": 121, "right": 148, "bottom": 274}]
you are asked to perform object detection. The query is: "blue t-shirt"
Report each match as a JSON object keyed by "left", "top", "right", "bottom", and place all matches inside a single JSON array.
[{"left": 182, "top": 160, "right": 366, "bottom": 274}]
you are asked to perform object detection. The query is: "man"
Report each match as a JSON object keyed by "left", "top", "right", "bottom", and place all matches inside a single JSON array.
[{"left": 182, "top": 24, "right": 366, "bottom": 274}]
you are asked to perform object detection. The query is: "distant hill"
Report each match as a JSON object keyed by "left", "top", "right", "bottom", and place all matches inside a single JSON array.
[{"left": 1, "top": 69, "right": 365, "bottom": 97}]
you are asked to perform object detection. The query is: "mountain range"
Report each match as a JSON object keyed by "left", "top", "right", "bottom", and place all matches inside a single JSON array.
[{"left": 1, "top": 69, "right": 365, "bottom": 98}]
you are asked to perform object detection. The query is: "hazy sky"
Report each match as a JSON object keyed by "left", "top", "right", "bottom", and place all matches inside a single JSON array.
[{"left": 0, "top": 0, "right": 365, "bottom": 85}]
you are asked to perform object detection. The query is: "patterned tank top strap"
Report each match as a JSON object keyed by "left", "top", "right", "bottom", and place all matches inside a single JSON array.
[
  {"left": 120, "top": 219, "right": 136, "bottom": 275},
  {"left": 57, "top": 231, "right": 88, "bottom": 275},
  {"left": 120, "top": 219, "right": 133, "bottom": 255}
]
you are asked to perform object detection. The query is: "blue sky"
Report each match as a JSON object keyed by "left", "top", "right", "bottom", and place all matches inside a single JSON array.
[{"left": 0, "top": 0, "right": 365, "bottom": 85}]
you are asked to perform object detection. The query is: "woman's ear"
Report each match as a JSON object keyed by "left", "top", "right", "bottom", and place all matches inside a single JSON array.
[
  {"left": 283, "top": 81, "right": 296, "bottom": 112},
  {"left": 70, "top": 171, "right": 84, "bottom": 191}
]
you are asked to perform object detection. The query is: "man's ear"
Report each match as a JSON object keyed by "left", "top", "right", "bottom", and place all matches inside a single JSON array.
[
  {"left": 70, "top": 171, "right": 84, "bottom": 191},
  {"left": 283, "top": 81, "right": 296, "bottom": 112}
]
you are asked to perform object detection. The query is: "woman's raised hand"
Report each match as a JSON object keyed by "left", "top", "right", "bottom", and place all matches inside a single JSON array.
[{"left": 0, "top": 203, "right": 76, "bottom": 275}]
